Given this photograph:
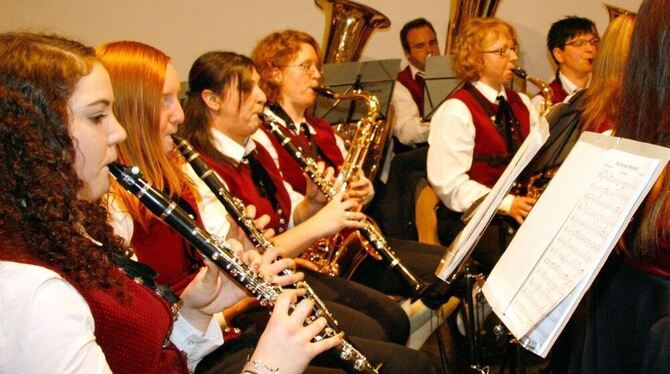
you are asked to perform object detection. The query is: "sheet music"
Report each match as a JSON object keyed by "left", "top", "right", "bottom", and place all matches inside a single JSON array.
[
  {"left": 482, "top": 132, "right": 670, "bottom": 358},
  {"left": 503, "top": 149, "right": 658, "bottom": 337},
  {"left": 434, "top": 117, "right": 550, "bottom": 281}
]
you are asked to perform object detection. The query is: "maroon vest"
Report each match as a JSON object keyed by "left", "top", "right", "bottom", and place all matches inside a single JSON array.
[
  {"left": 21, "top": 259, "right": 188, "bottom": 374},
  {"left": 452, "top": 84, "right": 531, "bottom": 187},
  {"left": 200, "top": 143, "right": 292, "bottom": 234},
  {"left": 261, "top": 113, "right": 344, "bottom": 195},
  {"left": 396, "top": 65, "right": 425, "bottom": 117},
  {"left": 131, "top": 189, "right": 203, "bottom": 295},
  {"left": 548, "top": 78, "right": 569, "bottom": 104}
]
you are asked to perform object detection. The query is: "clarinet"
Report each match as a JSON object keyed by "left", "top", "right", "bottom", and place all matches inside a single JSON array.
[
  {"left": 258, "top": 113, "right": 427, "bottom": 297},
  {"left": 108, "top": 162, "right": 380, "bottom": 373},
  {"left": 172, "top": 135, "right": 337, "bottom": 327}
]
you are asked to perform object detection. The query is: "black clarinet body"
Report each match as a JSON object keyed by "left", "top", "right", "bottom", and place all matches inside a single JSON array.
[
  {"left": 258, "top": 113, "right": 427, "bottom": 297},
  {"left": 172, "top": 136, "right": 340, "bottom": 326},
  {"left": 108, "top": 162, "right": 380, "bottom": 373}
]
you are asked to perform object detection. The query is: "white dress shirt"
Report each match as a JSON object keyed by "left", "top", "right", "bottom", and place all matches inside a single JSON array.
[
  {"left": 392, "top": 64, "right": 431, "bottom": 146},
  {"left": 530, "top": 70, "right": 586, "bottom": 114},
  {"left": 0, "top": 261, "right": 223, "bottom": 373},
  {"left": 427, "top": 80, "right": 538, "bottom": 213}
]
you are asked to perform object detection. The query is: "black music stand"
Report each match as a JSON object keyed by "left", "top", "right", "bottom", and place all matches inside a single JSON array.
[
  {"left": 422, "top": 55, "right": 463, "bottom": 121},
  {"left": 312, "top": 59, "right": 400, "bottom": 123}
]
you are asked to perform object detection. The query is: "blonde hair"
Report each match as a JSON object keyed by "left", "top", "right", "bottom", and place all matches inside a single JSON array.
[
  {"left": 451, "top": 17, "right": 518, "bottom": 82},
  {"left": 581, "top": 14, "right": 636, "bottom": 132}
]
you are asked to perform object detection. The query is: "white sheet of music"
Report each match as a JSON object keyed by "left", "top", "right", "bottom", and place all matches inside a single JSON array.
[
  {"left": 434, "top": 117, "right": 550, "bottom": 281},
  {"left": 482, "top": 132, "right": 670, "bottom": 358}
]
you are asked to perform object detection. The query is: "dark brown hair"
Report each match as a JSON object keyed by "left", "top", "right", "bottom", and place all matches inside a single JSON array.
[
  {"left": 0, "top": 33, "right": 130, "bottom": 288},
  {"left": 616, "top": 0, "right": 670, "bottom": 258},
  {"left": 181, "top": 51, "right": 256, "bottom": 166}
]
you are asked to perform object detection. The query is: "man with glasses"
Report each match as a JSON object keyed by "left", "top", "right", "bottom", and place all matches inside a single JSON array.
[
  {"left": 428, "top": 17, "right": 538, "bottom": 269},
  {"left": 532, "top": 16, "right": 599, "bottom": 111}
]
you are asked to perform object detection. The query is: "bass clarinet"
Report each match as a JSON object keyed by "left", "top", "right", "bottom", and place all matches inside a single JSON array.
[
  {"left": 258, "top": 113, "right": 427, "bottom": 298},
  {"left": 108, "top": 162, "right": 380, "bottom": 373}
]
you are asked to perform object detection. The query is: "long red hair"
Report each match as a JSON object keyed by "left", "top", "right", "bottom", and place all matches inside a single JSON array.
[{"left": 97, "top": 41, "right": 193, "bottom": 228}]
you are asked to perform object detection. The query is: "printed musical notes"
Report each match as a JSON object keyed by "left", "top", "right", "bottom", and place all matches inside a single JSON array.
[{"left": 483, "top": 132, "right": 670, "bottom": 357}]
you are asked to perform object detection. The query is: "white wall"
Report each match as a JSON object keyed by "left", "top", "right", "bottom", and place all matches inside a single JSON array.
[{"left": 2, "top": 0, "right": 641, "bottom": 82}]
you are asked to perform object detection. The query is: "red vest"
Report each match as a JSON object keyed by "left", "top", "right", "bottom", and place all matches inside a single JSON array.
[
  {"left": 131, "top": 189, "right": 203, "bottom": 295},
  {"left": 396, "top": 65, "right": 425, "bottom": 117},
  {"left": 261, "top": 114, "right": 344, "bottom": 195},
  {"left": 547, "top": 78, "right": 569, "bottom": 104},
  {"left": 200, "top": 143, "right": 292, "bottom": 234},
  {"left": 21, "top": 259, "right": 188, "bottom": 374},
  {"left": 452, "top": 84, "right": 531, "bottom": 187}
]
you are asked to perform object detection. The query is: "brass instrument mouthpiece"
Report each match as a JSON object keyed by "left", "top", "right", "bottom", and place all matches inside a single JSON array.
[
  {"left": 313, "top": 86, "right": 338, "bottom": 99},
  {"left": 512, "top": 67, "right": 527, "bottom": 79}
]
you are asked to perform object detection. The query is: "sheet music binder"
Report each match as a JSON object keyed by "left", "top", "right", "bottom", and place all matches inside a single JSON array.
[
  {"left": 482, "top": 132, "right": 670, "bottom": 357},
  {"left": 312, "top": 59, "right": 400, "bottom": 124}
]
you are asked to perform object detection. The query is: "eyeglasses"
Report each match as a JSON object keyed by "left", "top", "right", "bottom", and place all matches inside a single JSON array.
[
  {"left": 564, "top": 38, "right": 600, "bottom": 48},
  {"left": 482, "top": 45, "right": 519, "bottom": 57},
  {"left": 284, "top": 61, "right": 321, "bottom": 74}
]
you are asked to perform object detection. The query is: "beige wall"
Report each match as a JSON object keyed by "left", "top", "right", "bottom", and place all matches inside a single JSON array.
[{"left": 2, "top": 0, "right": 641, "bottom": 82}]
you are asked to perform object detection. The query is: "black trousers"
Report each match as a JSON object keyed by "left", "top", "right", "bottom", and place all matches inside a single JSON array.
[
  {"left": 368, "top": 147, "right": 428, "bottom": 240},
  {"left": 349, "top": 237, "right": 445, "bottom": 298},
  {"left": 303, "top": 270, "right": 410, "bottom": 345},
  {"left": 436, "top": 205, "right": 516, "bottom": 273},
  {"left": 196, "top": 330, "right": 438, "bottom": 374}
]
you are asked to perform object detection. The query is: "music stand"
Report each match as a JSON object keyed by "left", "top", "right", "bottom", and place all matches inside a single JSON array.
[
  {"left": 423, "top": 55, "right": 463, "bottom": 121},
  {"left": 312, "top": 59, "right": 400, "bottom": 123}
]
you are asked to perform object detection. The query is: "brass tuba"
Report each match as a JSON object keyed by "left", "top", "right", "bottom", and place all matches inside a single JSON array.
[
  {"left": 315, "top": 0, "right": 390, "bottom": 63},
  {"left": 445, "top": 0, "right": 502, "bottom": 53}
]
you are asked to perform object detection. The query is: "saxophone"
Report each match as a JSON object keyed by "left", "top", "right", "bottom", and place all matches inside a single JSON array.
[
  {"left": 512, "top": 67, "right": 553, "bottom": 116},
  {"left": 511, "top": 67, "right": 556, "bottom": 198},
  {"left": 108, "top": 162, "right": 381, "bottom": 373},
  {"left": 259, "top": 113, "right": 427, "bottom": 297}
]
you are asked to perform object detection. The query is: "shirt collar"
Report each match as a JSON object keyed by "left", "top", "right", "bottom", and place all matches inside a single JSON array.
[
  {"left": 409, "top": 64, "right": 424, "bottom": 80},
  {"left": 209, "top": 127, "right": 256, "bottom": 163},
  {"left": 558, "top": 70, "right": 589, "bottom": 94},
  {"left": 472, "top": 80, "right": 507, "bottom": 103}
]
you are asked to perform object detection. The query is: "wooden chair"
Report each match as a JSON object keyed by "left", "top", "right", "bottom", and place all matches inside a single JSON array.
[{"left": 414, "top": 179, "right": 441, "bottom": 245}]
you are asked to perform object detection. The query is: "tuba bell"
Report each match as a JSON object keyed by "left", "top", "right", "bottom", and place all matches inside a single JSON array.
[
  {"left": 314, "top": 0, "right": 393, "bottom": 182},
  {"left": 445, "top": 0, "right": 502, "bottom": 54},
  {"left": 315, "top": 0, "right": 390, "bottom": 63}
]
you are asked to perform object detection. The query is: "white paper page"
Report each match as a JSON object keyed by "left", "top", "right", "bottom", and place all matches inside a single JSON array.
[
  {"left": 483, "top": 139, "right": 604, "bottom": 314},
  {"left": 435, "top": 117, "right": 550, "bottom": 281},
  {"left": 483, "top": 132, "right": 670, "bottom": 358},
  {"left": 502, "top": 150, "right": 658, "bottom": 337}
]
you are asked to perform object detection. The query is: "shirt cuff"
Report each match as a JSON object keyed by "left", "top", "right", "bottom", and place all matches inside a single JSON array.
[
  {"left": 171, "top": 313, "right": 224, "bottom": 372},
  {"left": 498, "top": 194, "right": 515, "bottom": 214}
]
